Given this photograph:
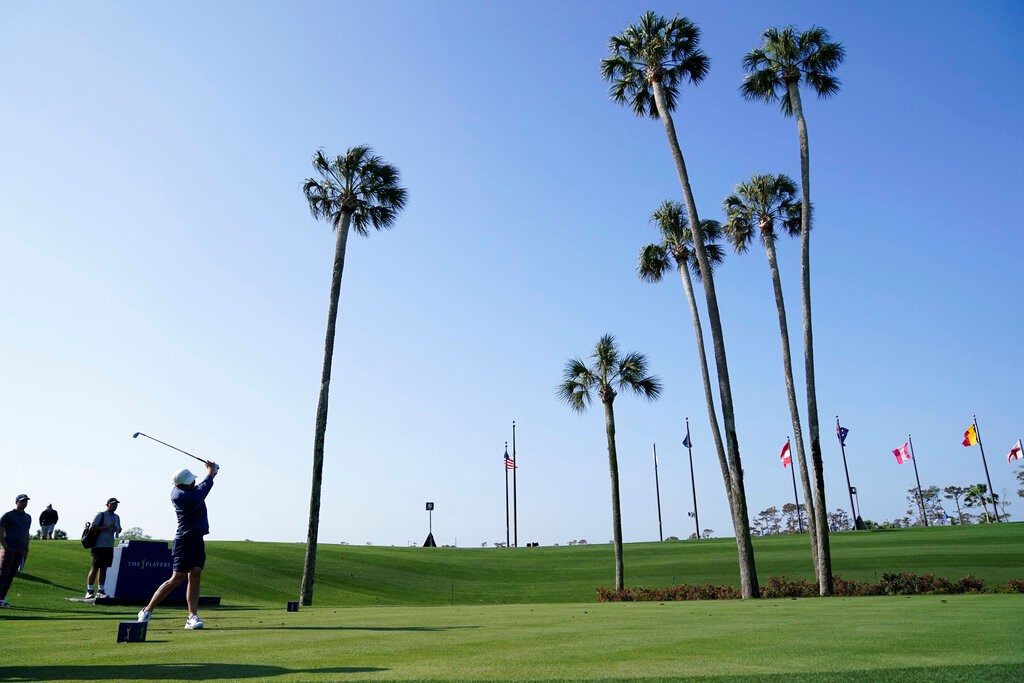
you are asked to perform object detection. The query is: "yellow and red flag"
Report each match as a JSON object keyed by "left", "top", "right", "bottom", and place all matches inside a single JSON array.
[{"left": 962, "top": 425, "right": 978, "bottom": 447}]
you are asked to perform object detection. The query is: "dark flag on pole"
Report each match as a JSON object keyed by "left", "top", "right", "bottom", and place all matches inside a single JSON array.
[
  {"left": 682, "top": 433, "right": 691, "bottom": 449},
  {"left": 837, "top": 424, "right": 849, "bottom": 446}
]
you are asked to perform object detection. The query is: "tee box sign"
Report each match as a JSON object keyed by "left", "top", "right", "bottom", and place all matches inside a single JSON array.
[
  {"left": 117, "top": 621, "right": 148, "bottom": 643},
  {"left": 105, "top": 539, "right": 186, "bottom": 601}
]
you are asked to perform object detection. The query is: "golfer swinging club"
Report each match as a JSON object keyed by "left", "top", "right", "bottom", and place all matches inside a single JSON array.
[{"left": 138, "top": 460, "right": 219, "bottom": 629}]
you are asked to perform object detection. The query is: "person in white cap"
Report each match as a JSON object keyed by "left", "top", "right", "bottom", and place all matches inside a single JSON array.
[
  {"left": 138, "top": 460, "right": 219, "bottom": 629},
  {"left": 85, "top": 497, "right": 121, "bottom": 599},
  {"left": 0, "top": 494, "right": 32, "bottom": 607}
]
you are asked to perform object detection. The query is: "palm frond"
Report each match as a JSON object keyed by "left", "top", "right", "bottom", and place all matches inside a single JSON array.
[
  {"left": 650, "top": 200, "right": 688, "bottom": 242},
  {"left": 683, "top": 219, "right": 725, "bottom": 281},
  {"left": 722, "top": 192, "right": 756, "bottom": 253},
  {"left": 800, "top": 27, "right": 845, "bottom": 71},
  {"left": 739, "top": 64, "right": 784, "bottom": 105},
  {"left": 558, "top": 357, "right": 597, "bottom": 413},
  {"left": 592, "top": 334, "right": 619, "bottom": 381},
  {"left": 805, "top": 72, "right": 842, "bottom": 99},
  {"left": 638, "top": 244, "right": 671, "bottom": 283},
  {"left": 700, "top": 240, "right": 727, "bottom": 275}
]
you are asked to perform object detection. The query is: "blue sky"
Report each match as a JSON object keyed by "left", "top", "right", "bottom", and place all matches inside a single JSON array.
[{"left": 2, "top": 1, "right": 1022, "bottom": 559}]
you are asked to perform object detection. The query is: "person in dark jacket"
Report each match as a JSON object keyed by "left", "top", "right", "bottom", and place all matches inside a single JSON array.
[{"left": 38, "top": 504, "right": 58, "bottom": 540}]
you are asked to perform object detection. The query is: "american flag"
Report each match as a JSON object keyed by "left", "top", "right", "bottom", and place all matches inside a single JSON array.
[{"left": 504, "top": 452, "right": 515, "bottom": 470}]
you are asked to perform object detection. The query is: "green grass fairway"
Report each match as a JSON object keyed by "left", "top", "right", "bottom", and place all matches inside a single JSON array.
[
  {"left": 2, "top": 524, "right": 1022, "bottom": 681},
  {"left": 2, "top": 597, "right": 1022, "bottom": 681}
]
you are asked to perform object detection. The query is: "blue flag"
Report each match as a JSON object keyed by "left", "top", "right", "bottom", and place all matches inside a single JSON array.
[
  {"left": 837, "top": 425, "right": 849, "bottom": 446},
  {"left": 683, "top": 433, "right": 692, "bottom": 449}
]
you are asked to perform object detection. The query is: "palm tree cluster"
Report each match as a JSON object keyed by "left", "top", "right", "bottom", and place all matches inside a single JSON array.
[
  {"left": 296, "top": 14, "right": 844, "bottom": 605},
  {"left": 587, "top": 12, "right": 844, "bottom": 598}
]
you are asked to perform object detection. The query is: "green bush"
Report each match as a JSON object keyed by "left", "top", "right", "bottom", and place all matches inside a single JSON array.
[{"left": 597, "top": 573, "right": 1022, "bottom": 601}]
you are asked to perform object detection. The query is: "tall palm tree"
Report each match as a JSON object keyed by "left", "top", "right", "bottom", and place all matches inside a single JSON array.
[
  {"left": 299, "top": 146, "right": 408, "bottom": 605},
  {"left": 722, "top": 173, "right": 818, "bottom": 565},
  {"left": 741, "top": 26, "right": 844, "bottom": 595},
  {"left": 558, "top": 334, "right": 661, "bottom": 591},
  {"left": 602, "top": 11, "right": 760, "bottom": 598},
  {"left": 638, "top": 203, "right": 733, "bottom": 499}
]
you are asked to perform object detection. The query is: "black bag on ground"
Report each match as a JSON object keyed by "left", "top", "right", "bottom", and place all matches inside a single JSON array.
[{"left": 81, "top": 523, "right": 100, "bottom": 548}]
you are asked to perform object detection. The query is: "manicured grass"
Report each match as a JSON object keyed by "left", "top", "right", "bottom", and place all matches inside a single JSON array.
[
  {"left": 2, "top": 524, "right": 1022, "bottom": 681},
  {"left": 1, "top": 596, "right": 1022, "bottom": 681},
  {"left": 17, "top": 522, "right": 1019, "bottom": 607}
]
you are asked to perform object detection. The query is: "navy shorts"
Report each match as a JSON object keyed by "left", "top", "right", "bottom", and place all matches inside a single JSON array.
[
  {"left": 91, "top": 547, "right": 114, "bottom": 569},
  {"left": 170, "top": 537, "right": 206, "bottom": 573}
]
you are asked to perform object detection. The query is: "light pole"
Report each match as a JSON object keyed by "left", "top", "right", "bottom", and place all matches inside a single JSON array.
[{"left": 424, "top": 502, "right": 436, "bottom": 547}]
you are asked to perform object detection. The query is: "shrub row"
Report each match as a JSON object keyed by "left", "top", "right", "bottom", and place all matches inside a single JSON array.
[{"left": 596, "top": 573, "right": 1024, "bottom": 602}]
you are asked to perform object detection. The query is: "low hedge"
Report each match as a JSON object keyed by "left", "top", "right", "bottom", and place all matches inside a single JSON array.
[{"left": 596, "top": 572, "right": 1024, "bottom": 601}]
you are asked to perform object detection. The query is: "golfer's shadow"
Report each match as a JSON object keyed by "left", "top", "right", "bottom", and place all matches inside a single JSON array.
[{"left": 0, "top": 664, "right": 386, "bottom": 681}]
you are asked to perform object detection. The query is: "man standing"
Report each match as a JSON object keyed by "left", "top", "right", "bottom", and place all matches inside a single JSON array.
[
  {"left": 85, "top": 498, "right": 121, "bottom": 599},
  {"left": 138, "top": 460, "right": 218, "bottom": 629},
  {"left": 0, "top": 494, "right": 32, "bottom": 608},
  {"left": 38, "top": 504, "right": 59, "bottom": 540}
]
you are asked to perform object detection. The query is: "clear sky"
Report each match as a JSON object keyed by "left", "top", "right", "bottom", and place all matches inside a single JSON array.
[{"left": 2, "top": 1, "right": 1022, "bottom": 555}]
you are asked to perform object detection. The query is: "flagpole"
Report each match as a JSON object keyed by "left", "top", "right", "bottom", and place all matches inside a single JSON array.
[
  {"left": 685, "top": 418, "right": 699, "bottom": 539},
  {"left": 512, "top": 420, "right": 519, "bottom": 545},
  {"left": 907, "top": 435, "right": 928, "bottom": 526},
  {"left": 504, "top": 442, "right": 510, "bottom": 548},
  {"left": 836, "top": 416, "right": 858, "bottom": 530},
  {"left": 973, "top": 416, "right": 1000, "bottom": 522},
  {"left": 653, "top": 443, "right": 663, "bottom": 542},
  {"left": 786, "top": 437, "right": 804, "bottom": 533}
]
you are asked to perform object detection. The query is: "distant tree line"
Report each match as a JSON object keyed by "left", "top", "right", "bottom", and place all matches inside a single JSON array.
[{"left": 753, "top": 477, "right": 1018, "bottom": 536}]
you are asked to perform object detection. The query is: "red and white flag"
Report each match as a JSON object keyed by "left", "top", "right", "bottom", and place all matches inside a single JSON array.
[
  {"left": 780, "top": 442, "right": 792, "bottom": 468},
  {"left": 1009, "top": 439, "right": 1023, "bottom": 463},
  {"left": 892, "top": 442, "right": 911, "bottom": 464}
]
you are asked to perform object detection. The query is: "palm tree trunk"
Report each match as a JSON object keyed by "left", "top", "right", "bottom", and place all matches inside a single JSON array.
[
  {"left": 651, "top": 78, "right": 759, "bottom": 598},
  {"left": 788, "top": 81, "right": 833, "bottom": 595},
  {"left": 763, "top": 236, "right": 818, "bottom": 567},
  {"left": 603, "top": 398, "right": 625, "bottom": 591},
  {"left": 300, "top": 210, "right": 352, "bottom": 606},
  {"left": 677, "top": 265, "right": 732, "bottom": 499}
]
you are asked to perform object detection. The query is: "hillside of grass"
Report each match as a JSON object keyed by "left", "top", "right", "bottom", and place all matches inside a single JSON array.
[{"left": 10, "top": 522, "right": 1022, "bottom": 609}]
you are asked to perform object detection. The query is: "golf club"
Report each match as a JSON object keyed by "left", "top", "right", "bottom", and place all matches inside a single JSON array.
[{"left": 132, "top": 432, "right": 211, "bottom": 465}]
